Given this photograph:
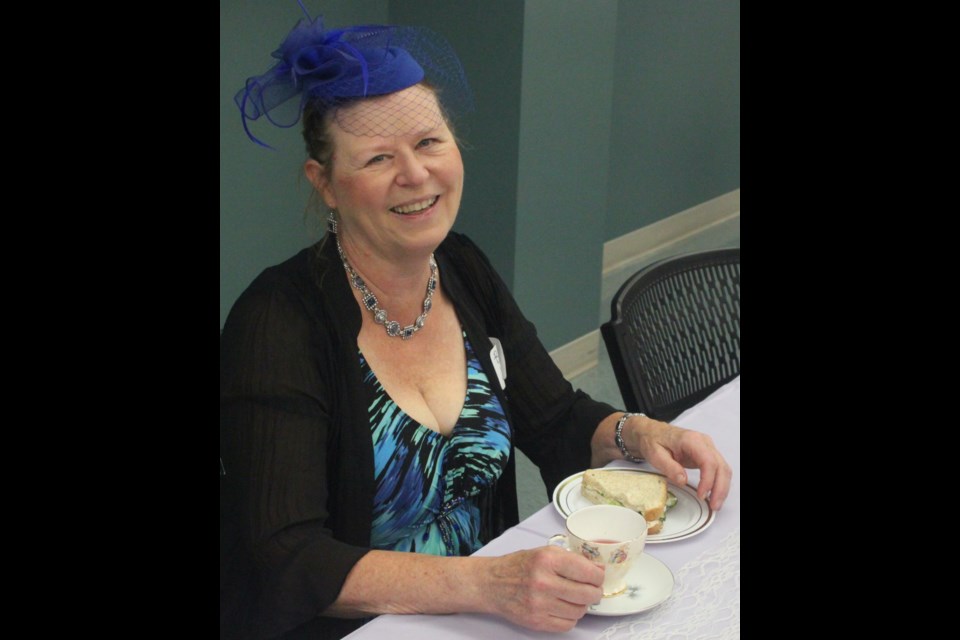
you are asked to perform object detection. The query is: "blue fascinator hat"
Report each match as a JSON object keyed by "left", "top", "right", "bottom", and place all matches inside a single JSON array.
[{"left": 235, "top": 6, "right": 473, "bottom": 148}]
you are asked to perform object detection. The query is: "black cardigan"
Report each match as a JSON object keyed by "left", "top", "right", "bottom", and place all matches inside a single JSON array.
[{"left": 220, "top": 232, "right": 617, "bottom": 639}]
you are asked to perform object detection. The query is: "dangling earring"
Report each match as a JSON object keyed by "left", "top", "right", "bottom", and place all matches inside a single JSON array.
[{"left": 327, "top": 210, "right": 338, "bottom": 234}]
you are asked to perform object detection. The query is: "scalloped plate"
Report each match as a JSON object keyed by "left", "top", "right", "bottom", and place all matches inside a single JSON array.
[{"left": 552, "top": 468, "right": 715, "bottom": 543}]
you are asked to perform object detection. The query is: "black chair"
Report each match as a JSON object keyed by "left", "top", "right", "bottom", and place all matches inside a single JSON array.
[{"left": 601, "top": 248, "right": 740, "bottom": 423}]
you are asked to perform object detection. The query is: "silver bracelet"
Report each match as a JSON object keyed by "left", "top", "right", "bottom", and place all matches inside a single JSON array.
[{"left": 615, "top": 412, "right": 645, "bottom": 463}]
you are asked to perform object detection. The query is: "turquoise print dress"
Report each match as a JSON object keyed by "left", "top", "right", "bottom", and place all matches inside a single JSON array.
[{"left": 364, "top": 334, "right": 511, "bottom": 556}]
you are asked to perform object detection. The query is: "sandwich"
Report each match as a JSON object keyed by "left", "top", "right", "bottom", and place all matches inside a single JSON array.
[{"left": 580, "top": 469, "right": 677, "bottom": 534}]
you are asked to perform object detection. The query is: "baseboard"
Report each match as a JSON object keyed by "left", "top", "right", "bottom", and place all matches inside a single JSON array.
[
  {"left": 549, "top": 188, "right": 740, "bottom": 379},
  {"left": 602, "top": 189, "right": 740, "bottom": 276},
  {"left": 549, "top": 330, "right": 600, "bottom": 380}
]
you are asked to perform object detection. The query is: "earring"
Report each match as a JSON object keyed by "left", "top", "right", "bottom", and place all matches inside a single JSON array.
[{"left": 327, "top": 211, "right": 338, "bottom": 234}]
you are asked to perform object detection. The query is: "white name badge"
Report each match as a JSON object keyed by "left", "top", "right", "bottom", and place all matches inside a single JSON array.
[{"left": 489, "top": 337, "right": 507, "bottom": 390}]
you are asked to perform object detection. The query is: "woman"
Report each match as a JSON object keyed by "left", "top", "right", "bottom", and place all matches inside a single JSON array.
[{"left": 221, "top": 13, "right": 731, "bottom": 640}]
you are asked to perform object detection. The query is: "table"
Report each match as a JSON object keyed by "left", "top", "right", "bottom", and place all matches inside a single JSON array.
[{"left": 345, "top": 376, "right": 740, "bottom": 639}]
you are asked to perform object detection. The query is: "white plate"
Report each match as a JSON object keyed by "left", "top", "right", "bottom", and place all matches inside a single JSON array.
[
  {"left": 586, "top": 552, "right": 674, "bottom": 616},
  {"left": 552, "top": 468, "right": 715, "bottom": 543}
]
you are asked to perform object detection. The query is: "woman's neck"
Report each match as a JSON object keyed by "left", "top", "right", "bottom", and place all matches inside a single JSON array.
[{"left": 336, "top": 233, "right": 438, "bottom": 314}]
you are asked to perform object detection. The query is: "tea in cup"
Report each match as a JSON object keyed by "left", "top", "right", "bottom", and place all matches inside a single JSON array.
[{"left": 549, "top": 504, "right": 648, "bottom": 597}]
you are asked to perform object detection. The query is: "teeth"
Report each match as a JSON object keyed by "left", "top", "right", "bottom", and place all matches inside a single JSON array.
[{"left": 392, "top": 197, "right": 438, "bottom": 214}]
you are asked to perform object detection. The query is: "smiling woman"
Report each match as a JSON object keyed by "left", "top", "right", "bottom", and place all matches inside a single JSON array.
[{"left": 220, "top": 8, "right": 732, "bottom": 640}]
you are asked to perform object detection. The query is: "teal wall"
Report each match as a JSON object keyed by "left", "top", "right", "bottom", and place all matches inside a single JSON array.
[
  {"left": 606, "top": 1, "right": 741, "bottom": 238},
  {"left": 220, "top": 0, "right": 740, "bottom": 350},
  {"left": 514, "top": 0, "right": 618, "bottom": 349}
]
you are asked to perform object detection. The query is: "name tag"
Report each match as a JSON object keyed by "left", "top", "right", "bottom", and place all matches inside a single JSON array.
[{"left": 489, "top": 337, "right": 507, "bottom": 390}]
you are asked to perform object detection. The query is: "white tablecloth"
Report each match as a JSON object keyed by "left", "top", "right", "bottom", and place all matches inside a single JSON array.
[{"left": 345, "top": 377, "right": 740, "bottom": 639}]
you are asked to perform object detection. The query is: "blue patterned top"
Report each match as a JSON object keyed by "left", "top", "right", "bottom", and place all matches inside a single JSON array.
[{"left": 362, "top": 333, "right": 511, "bottom": 556}]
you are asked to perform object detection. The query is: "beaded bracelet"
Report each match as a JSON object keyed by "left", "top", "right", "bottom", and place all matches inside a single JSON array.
[{"left": 614, "top": 412, "right": 645, "bottom": 463}]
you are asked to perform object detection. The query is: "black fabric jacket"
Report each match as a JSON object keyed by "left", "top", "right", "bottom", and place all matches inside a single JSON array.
[{"left": 220, "top": 232, "right": 617, "bottom": 639}]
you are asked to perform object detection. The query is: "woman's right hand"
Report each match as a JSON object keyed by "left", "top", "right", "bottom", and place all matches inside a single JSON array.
[{"left": 482, "top": 545, "right": 604, "bottom": 631}]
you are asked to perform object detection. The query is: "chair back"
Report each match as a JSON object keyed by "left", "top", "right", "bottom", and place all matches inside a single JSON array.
[{"left": 601, "top": 248, "right": 740, "bottom": 422}]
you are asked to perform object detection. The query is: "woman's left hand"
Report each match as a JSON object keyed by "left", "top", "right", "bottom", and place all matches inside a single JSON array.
[{"left": 631, "top": 416, "right": 731, "bottom": 510}]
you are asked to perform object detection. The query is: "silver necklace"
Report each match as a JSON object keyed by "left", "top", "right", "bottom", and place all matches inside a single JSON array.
[{"left": 336, "top": 236, "right": 437, "bottom": 340}]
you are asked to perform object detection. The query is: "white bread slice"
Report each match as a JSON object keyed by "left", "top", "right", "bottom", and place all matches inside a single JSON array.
[{"left": 581, "top": 469, "right": 668, "bottom": 533}]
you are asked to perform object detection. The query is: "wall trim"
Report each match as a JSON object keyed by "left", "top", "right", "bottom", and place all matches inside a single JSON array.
[
  {"left": 549, "top": 330, "right": 601, "bottom": 380},
  {"left": 550, "top": 188, "right": 740, "bottom": 380},
  {"left": 603, "top": 189, "right": 740, "bottom": 276}
]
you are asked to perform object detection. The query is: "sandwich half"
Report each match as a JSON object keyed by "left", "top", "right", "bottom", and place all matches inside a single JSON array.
[{"left": 581, "top": 469, "right": 670, "bottom": 534}]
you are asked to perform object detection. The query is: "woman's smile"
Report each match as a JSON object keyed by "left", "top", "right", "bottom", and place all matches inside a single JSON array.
[{"left": 391, "top": 195, "right": 440, "bottom": 216}]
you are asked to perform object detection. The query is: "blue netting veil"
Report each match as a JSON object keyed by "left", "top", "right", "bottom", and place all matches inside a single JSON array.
[{"left": 234, "top": 6, "right": 473, "bottom": 148}]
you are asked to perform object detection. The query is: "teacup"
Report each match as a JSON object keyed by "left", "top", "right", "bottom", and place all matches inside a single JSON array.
[{"left": 548, "top": 504, "right": 648, "bottom": 597}]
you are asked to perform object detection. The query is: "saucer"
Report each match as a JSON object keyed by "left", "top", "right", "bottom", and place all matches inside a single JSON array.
[{"left": 586, "top": 553, "right": 674, "bottom": 616}]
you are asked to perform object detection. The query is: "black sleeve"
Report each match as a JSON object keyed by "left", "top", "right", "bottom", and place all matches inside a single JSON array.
[{"left": 220, "top": 268, "right": 369, "bottom": 640}]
